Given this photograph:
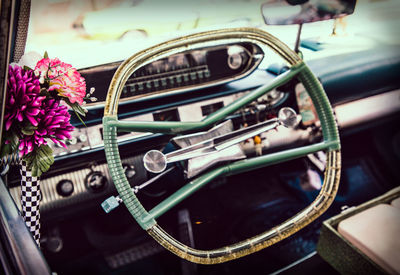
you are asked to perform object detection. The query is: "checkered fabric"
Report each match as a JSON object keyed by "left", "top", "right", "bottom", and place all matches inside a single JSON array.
[{"left": 20, "top": 161, "right": 41, "bottom": 246}]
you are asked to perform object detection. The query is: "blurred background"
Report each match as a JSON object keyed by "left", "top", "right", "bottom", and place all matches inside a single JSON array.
[{"left": 26, "top": 0, "right": 400, "bottom": 68}]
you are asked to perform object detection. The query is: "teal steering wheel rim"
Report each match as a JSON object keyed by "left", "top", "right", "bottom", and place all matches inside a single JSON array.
[{"left": 103, "top": 27, "right": 341, "bottom": 264}]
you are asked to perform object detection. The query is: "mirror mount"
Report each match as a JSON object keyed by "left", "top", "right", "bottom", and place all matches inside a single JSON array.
[{"left": 294, "top": 23, "right": 303, "bottom": 54}]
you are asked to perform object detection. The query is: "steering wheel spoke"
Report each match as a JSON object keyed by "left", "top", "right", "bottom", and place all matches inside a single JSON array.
[
  {"left": 143, "top": 140, "right": 338, "bottom": 223},
  {"left": 228, "top": 140, "right": 339, "bottom": 174},
  {"left": 103, "top": 28, "right": 341, "bottom": 264}
]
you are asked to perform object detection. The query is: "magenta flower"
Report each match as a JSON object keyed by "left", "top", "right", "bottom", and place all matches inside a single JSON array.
[
  {"left": 35, "top": 58, "right": 86, "bottom": 104},
  {"left": 2, "top": 53, "right": 87, "bottom": 176},
  {"left": 18, "top": 98, "right": 75, "bottom": 157},
  {"left": 5, "top": 66, "right": 45, "bottom": 131}
]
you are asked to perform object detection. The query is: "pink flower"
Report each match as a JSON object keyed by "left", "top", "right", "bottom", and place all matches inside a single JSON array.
[
  {"left": 5, "top": 65, "right": 46, "bottom": 131},
  {"left": 18, "top": 98, "right": 75, "bottom": 157},
  {"left": 35, "top": 58, "right": 86, "bottom": 104}
]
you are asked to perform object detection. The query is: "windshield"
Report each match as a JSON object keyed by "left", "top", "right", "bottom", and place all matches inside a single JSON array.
[{"left": 26, "top": 0, "right": 400, "bottom": 69}]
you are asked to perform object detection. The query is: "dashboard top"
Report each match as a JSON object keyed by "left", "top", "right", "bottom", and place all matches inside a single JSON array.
[{"left": 73, "top": 44, "right": 400, "bottom": 127}]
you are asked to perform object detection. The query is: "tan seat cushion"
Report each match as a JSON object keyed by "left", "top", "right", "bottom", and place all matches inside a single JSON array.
[
  {"left": 338, "top": 204, "right": 400, "bottom": 275},
  {"left": 391, "top": 197, "right": 400, "bottom": 209}
]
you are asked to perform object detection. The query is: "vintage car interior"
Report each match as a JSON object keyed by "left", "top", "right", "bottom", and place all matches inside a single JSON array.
[{"left": 0, "top": 0, "right": 399, "bottom": 274}]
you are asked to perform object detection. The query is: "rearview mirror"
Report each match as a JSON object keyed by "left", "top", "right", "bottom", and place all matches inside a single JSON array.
[{"left": 262, "top": 0, "right": 356, "bottom": 25}]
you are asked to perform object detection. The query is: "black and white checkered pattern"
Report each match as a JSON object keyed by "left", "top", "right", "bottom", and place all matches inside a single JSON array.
[{"left": 20, "top": 161, "right": 41, "bottom": 246}]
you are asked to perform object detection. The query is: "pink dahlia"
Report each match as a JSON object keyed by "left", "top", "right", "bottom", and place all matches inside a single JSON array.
[
  {"left": 35, "top": 58, "right": 86, "bottom": 104},
  {"left": 5, "top": 65, "right": 46, "bottom": 131},
  {"left": 18, "top": 98, "right": 75, "bottom": 157}
]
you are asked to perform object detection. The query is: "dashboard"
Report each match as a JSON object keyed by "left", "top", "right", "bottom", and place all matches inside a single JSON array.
[
  {"left": 7, "top": 42, "right": 400, "bottom": 220},
  {"left": 7, "top": 42, "right": 269, "bottom": 214},
  {"left": 2, "top": 30, "right": 399, "bottom": 275}
]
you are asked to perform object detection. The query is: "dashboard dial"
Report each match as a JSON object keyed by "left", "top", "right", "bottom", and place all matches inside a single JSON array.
[{"left": 85, "top": 171, "right": 108, "bottom": 193}]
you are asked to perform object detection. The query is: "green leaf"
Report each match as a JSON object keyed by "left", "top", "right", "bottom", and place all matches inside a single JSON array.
[
  {"left": 2, "top": 132, "right": 20, "bottom": 153},
  {"left": 64, "top": 100, "right": 87, "bottom": 127},
  {"left": 24, "top": 124, "right": 38, "bottom": 131},
  {"left": 10, "top": 134, "right": 19, "bottom": 149},
  {"left": 63, "top": 98, "right": 83, "bottom": 114},
  {"left": 65, "top": 99, "right": 86, "bottom": 116},
  {"left": 73, "top": 103, "right": 87, "bottom": 117},
  {"left": 23, "top": 65, "right": 33, "bottom": 71},
  {"left": 59, "top": 97, "right": 87, "bottom": 127},
  {"left": 44, "top": 51, "right": 49, "bottom": 59},
  {"left": 21, "top": 129, "right": 34, "bottom": 136},
  {"left": 0, "top": 131, "right": 19, "bottom": 158},
  {"left": 21, "top": 124, "right": 37, "bottom": 136},
  {"left": 73, "top": 110, "right": 87, "bottom": 127},
  {"left": 0, "top": 144, "right": 12, "bottom": 158},
  {"left": 23, "top": 153, "right": 34, "bottom": 170},
  {"left": 21, "top": 128, "right": 35, "bottom": 136},
  {"left": 23, "top": 145, "right": 54, "bottom": 177}
]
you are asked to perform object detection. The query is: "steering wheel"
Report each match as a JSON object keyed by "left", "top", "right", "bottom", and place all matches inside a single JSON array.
[{"left": 103, "top": 28, "right": 341, "bottom": 264}]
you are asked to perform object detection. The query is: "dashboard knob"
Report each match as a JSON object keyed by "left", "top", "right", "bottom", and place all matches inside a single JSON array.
[
  {"left": 279, "top": 107, "right": 299, "bottom": 128},
  {"left": 227, "top": 45, "right": 244, "bottom": 70},
  {"left": 67, "top": 137, "right": 77, "bottom": 145},
  {"left": 46, "top": 236, "right": 63, "bottom": 253},
  {"left": 85, "top": 171, "right": 108, "bottom": 192},
  {"left": 78, "top": 134, "right": 87, "bottom": 143},
  {"left": 56, "top": 179, "right": 74, "bottom": 197}
]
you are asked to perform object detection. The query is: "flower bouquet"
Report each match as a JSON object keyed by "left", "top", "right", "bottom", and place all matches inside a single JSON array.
[{"left": 1, "top": 52, "right": 95, "bottom": 245}]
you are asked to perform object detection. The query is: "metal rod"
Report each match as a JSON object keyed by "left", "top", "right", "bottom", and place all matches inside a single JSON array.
[
  {"left": 133, "top": 166, "right": 175, "bottom": 193},
  {"left": 101, "top": 166, "right": 175, "bottom": 212},
  {"left": 167, "top": 118, "right": 279, "bottom": 163},
  {"left": 294, "top": 23, "right": 303, "bottom": 53}
]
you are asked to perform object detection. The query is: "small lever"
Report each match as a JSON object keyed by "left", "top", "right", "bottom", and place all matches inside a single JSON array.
[
  {"left": 143, "top": 107, "right": 297, "bottom": 174},
  {"left": 101, "top": 166, "right": 175, "bottom": 213}
]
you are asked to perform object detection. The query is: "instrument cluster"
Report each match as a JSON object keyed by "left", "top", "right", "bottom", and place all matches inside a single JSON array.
[{"left": 80, "top": 42, "right": 263, "bottom": 104}]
